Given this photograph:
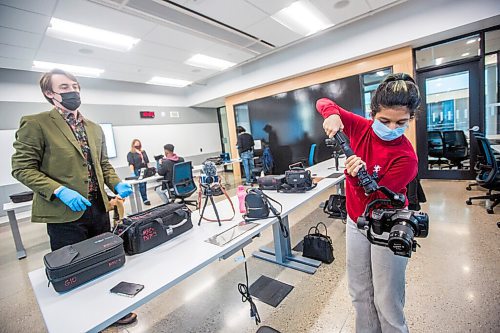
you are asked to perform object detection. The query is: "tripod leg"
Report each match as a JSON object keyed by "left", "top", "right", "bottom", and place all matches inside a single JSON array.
[
  {"left": 198, "top": 195, "right": 210, "bottom": 226},
  {"left": 209, "top": 195, "right": 222, "bottom": 226}
]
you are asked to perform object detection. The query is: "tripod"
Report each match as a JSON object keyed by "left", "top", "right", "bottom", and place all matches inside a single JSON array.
[
  {"left": 198, "top": 183, "right": 222, "bottom": 227},
  {"left": 327, "top": 150, "right": 343, "bottom": 171}
]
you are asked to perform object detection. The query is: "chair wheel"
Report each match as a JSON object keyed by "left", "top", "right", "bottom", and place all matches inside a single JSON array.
[
  {"left": 487, "top": 208, "right": 494, "bottom": 214},
  {"left": 466, "top": 200, "right": 472, "bottom": 205},
  {"left": 466, "top": 186, "right": 471, "bottom": 191}
]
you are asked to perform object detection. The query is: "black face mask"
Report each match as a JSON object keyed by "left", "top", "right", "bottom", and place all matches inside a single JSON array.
[
  {"left": 134, "top": 145, "right": 141, "bottom": 149},
  {"left": 54, "top": 91, "right": 81, "bottom": 111}
]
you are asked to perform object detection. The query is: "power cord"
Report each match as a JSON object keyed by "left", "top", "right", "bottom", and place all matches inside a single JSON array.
[{"left": 237, "top": 249, "right": 261, "bottom": 325}]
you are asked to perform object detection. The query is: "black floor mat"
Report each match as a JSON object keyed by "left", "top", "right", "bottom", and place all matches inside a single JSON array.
[
  {"left": 257, "top": 326, "right": 281, "bottom": 333},
  {"left": 249, "top": 275, "right": 294, "bottom": 308},
  {"left": 292, "top": 240, "right": 303, "bottom": 252},
  {"left": 326, "top": 172, "right": 344, "bottom": 178}
]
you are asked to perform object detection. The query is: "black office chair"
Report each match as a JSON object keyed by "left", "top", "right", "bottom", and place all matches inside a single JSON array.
[
  {"left": 156, "top": 161, "right": 198, "bottom": 208},
  {"left": 442, "top": 130, "right": 469, "bottom": 169},
  {"left": 427, "top": 131, "right": 448, "bottom": 169},
  {"left": 466, "top": 136, "right": 500, "bottom": 214}
]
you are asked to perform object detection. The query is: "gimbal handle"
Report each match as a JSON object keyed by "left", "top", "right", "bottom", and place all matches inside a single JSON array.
[{"left": 332, "top": 131, "right": 405, "bottom": 207}]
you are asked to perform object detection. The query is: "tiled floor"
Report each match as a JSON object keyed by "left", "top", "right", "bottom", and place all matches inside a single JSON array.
[{"left": 0, "top": 179, "right": 499, "bottom": 333}]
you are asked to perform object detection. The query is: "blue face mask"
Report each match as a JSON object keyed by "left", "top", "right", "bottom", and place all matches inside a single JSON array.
[{"left": 371, "top": 119, "right": 407, "bottom": 141}]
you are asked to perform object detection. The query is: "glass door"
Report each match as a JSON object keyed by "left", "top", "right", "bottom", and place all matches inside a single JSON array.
[{"left": 416, "top": 62, "right": 480, "bottom": 179}]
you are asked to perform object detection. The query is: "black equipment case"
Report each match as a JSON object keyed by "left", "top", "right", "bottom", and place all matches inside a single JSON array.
[
  {"left": 9, "top": 190, "right": 34, "bottom": 203},
  {"left": 116, "top": 202, "right": 193, "bottom": 255},
  {"left": 43, "top": 232, "right": 125, "bottom": 293}
]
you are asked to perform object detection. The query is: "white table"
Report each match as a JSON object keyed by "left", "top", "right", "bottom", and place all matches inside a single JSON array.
[
  {"left": 29, "top": 158, "right": 345, "bottom": 333},
  {"left": 124, "top": 175, "right": 163, "bottom": 214},
  {"left": 492, "top": 145, "right": 500, "bottom": 154},
  {"left": 3, "top": 200, "right": 32, "bottom": 259}
]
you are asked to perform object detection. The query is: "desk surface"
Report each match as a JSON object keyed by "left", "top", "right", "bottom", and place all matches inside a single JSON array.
[
  {"left": 29, "top": 158, "right": 345, "bottom": 333},
  {"left": 3, "top": 200, "right": 32, "bottom": 211},
  {"left": 492, "top": 145, "right": 500, "bottom": 154}
]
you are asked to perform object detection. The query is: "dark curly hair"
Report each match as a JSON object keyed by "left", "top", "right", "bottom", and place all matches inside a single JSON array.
[{"left": 370, "top": 73, "right": 421, "bottom": 119}]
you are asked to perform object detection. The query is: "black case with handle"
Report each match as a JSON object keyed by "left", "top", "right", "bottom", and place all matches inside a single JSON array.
[
  {"left": 44, "top": 232, "right": 125, "bottom": 293},
  {"left": 115, "top": 202, "right": 192, "bottom": 255}
]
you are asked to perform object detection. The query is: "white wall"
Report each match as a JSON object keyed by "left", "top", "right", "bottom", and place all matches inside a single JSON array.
[{"left": 186, "top": 0, "right": 500, "bottom": 106}]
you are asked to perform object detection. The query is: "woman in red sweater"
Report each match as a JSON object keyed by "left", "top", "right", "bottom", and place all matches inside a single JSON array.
[{"left": 316, "top": 73, "right": 421, "bottom": 333}]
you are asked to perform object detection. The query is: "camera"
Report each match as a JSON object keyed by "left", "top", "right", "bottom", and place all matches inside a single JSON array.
[
  {"left": 200, "top": 161, "right": 219, "bottom": 185},
  {"left": 154, "top": 154, "right": 163, "bottom": 161},
  {"left": 331, "top": 132, "right": 429, "bottom": 257}
]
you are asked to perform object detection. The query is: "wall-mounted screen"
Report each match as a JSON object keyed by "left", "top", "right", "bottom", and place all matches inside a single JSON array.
[{"left": 99, "top": 123, "right": 117, "bottom": 158}]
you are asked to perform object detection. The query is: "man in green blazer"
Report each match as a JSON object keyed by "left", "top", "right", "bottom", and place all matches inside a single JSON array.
[
  {"left": 11, "top": 69, "right": 133, "bottom": 250},
  {"left": 12, "top": 69, "right": 137, "bottom": 325}
]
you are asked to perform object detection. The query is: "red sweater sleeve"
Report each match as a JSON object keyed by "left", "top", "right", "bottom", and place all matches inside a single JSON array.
[{"left": 315, "top": 98, "right": 369, "bottom": 138}]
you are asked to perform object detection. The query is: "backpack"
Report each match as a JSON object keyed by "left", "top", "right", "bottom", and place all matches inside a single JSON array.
[{"left": 262, "top": 146, "right": 274, "bottom": 175}]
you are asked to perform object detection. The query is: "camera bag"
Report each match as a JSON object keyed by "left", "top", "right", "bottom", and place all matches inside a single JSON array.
[
  {"left": 257, "top": 175, "right": 285, "bottom": 190},
  {"left": 43, "top": 232, "right": 125, "bottom": 293},
  {"left": 115, "top": 202, "right": 193, "bottom": 255},
  {"left": 9, "top": 190, "right": 34, "bottom": 203},
  {"left": 278, "top": 167, "right": 316, "bottom": 193},
  {"left": 302, "top": 222, "right": 334, "bottom": 264},
  {"left": 323, "top": 194, "right": 347, "bottom": 221}
]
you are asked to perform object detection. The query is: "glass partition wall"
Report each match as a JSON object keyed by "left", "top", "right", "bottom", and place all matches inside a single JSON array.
[{"left": 415, "top": 27, "right": 499, "bottom": 179}]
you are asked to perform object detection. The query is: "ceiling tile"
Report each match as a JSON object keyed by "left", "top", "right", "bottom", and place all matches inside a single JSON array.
[
  {"left": 365, "top": 0, "right": 402, "bottom": 11},
  {"left": 169, "top": 0, "right": 267, "bottom": 32},
  {"left": 0, "top": 4, "right": 50, "bottom": 33},
  {"left": 200, "top": 44, "right": 255, "bottom": 63},
  {"left": 53, "top": 0, "right": 155, "bottom": 38},
  {"left": 0, "top": 0, "right": 57, "bottom": 16},
  {"left": 132, "top": 41, "right": 193, "bottom": 63},
  {"left": 0, "top": 56, "right": 32, "bottom": 70},
  {"left": 0, "top": 44, "right": 37, "bottom": 60},
  {"left": 313, "top": 0, "right": 371, "bottom": 25},
  {"left": 143, "top": 25, "right": 219, "bottom": 53},
  {"left": 244, "top": 0, "right": 295, "bottom": 15},
  {"left": 245, "top": 17, "right": 302, "bottom": 47},
  {"left": 0, "top": 27, "right": 43, "bottom": 49}
]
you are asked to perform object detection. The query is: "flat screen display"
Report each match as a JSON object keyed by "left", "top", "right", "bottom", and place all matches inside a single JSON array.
[{"left": 99, "top": 123, "right": 117, "bottom": 158}]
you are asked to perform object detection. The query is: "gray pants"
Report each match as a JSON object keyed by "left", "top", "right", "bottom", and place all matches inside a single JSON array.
[{"left": 346, "top": 217, "right": 409, "bottom": 333}]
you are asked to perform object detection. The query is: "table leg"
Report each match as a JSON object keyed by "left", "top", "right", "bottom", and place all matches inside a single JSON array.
[
  {"left": 252, "top": 216, "right": 321, "bottom": 274},
  {"left": 7, "top": 210, "right": 26, "bottom": 260},
  {"left": 129, "top": 183, "right": 142, "bottom": 214}
]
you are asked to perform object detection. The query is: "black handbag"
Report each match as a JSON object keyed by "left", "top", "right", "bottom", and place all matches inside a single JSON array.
[
  {"left": 278, "top": 166, "right": 316, "bottom": 193},
  {"left": 115, "top": 202, "right": 192, "bottom": 255},
  {"left": 44, "top": 232, "right": 125, "bottom": 292},
  {"left": 323, "top": 194, "right": 347, "bottom": 221},
  {"left": 302, "top": 222, "right": 334, "bottom": 264}
]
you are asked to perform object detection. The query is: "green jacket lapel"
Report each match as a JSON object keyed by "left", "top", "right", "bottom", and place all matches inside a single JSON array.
[{"left": 49, "top": 108, "right": 85, "bottom": 159}]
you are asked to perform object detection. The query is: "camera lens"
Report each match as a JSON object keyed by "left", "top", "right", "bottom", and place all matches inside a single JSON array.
[{"left": 388, "top": 223, "right": 414, "bottom": 254}]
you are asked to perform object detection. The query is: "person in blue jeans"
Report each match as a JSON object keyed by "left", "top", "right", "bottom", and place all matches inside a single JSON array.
[
  {"left": 236, "top": 126, "right": 255, "bottom": 185},
  {"left": 127, "top": 139, "right": 151, "bottom": 205}
]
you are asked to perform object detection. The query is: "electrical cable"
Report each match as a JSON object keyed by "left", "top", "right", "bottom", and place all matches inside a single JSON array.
[{"left": 237, "top": 249, "right": 261, "bottom": 325}]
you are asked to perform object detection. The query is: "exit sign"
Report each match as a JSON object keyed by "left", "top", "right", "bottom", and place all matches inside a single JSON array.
[{"left": 140, "top": 111, "right": 155, "bottom": 119}]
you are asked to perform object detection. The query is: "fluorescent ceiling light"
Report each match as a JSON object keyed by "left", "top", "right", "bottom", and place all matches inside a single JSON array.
[
  {"left": 32, "top": 61, "right": 104, "bottom": 77},
  {"left": 466, "top": 38, "right": 478, "bottom": 44},
  {"left": 435, "top": 57, "right": 444, "bottom": 65},
  {"left": 271, "top": 1, "right": 333, "bottom": 36},
  {"left": 47, "top": 18, "right": 140, "bottom": 52},
  {"left": 461, "top": 52, "right": 470, "bottom": 57},
  {"left": 147, "top": 76, "right": 192, "bottom": 87},
  {"left": 185, "top": 54, "right": 236, "bottom": 71},
  {"left": 376, "top": 71, "right": 385, "bottom": 76}
]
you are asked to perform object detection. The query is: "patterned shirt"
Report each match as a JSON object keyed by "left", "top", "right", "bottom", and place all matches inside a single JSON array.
[{"left": 60, "top": 110, "right": 99, "bottom": 194}]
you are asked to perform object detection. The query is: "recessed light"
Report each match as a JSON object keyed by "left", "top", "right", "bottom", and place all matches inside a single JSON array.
[
  {"left": 466, "top": 38, "right": 478, "bottom": 44},
  {"left": 334, "top": 0, "right": 350, "bottom": 9},
  {"left": 461, "top": 52, "right": 470, "bottom": 57},
  {"left": 47, "top": 18, "right": 140, "bottom": 52},
  {"left": 32, "top": 61, "right": 104, "bottom": 77},
  {"left": 435, "top": 57, "right": 444, "bottom": 65}
]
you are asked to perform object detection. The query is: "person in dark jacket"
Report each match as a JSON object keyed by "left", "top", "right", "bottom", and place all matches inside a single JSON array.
[
  {"left": 127, "top": 139, "right": 150, "bottom": 205},
  {"left": 158, "top": 144, "right": 185, "bottom": 188},
  {"left": 236, "top": 126, "right": 255, "bottom": 185}
]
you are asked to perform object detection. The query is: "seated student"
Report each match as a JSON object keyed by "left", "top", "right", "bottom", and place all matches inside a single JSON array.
[{"left": 158, "top": 144, "right": 185, "bottom": 190}]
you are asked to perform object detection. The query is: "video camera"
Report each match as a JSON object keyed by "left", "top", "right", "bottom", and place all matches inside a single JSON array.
[
  {"left": 154, "top": 154, "right": 163, "bottom": 161},
  {"left": 200, "top": 160, "right": 219, "bottom": 185},
  {"left": 331, "top": 132, "right": 429, "bottom": 257}
]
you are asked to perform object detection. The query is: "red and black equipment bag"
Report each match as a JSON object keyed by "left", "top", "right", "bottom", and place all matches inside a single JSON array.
[{"left": 115, "top": 202, "right": 193, "bottom": 255}]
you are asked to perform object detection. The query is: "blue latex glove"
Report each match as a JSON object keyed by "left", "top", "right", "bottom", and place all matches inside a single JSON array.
[
  {"left": 115, "top": 182, "right": 133, "bottom": 198},
  {"left": 55, "top": 187, "right": 91, "bottom": 212}
]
